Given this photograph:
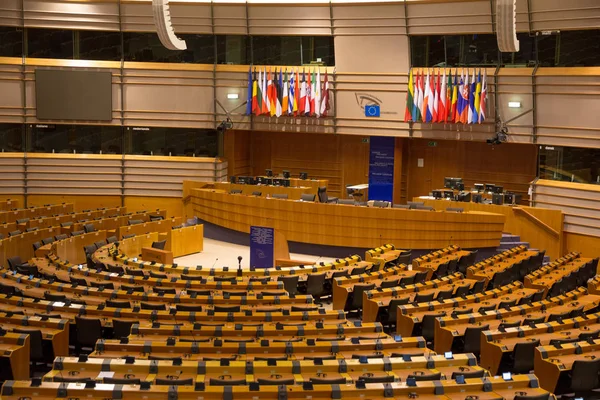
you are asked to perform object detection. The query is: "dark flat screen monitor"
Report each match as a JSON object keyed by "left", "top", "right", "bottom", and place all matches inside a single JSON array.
[
  {"left": 492, "top": 185, "right": 504, "bottom": 194},
  {"left": 237, "top": 176, "right": 249, "bottom": 184},
  {"left": 272, "top": 179, "right": 290, "bottom": 187},
  {"left": 443, "top": 191, "right": 454, "bottom": 199},
  {"left": 229, "top": 176, "right": 236, "bottom": 184},
  {"left": 299, "top": 172, "right": 308, "bottom": 180},
  {"left": 492, "top": 193, "right": 504, "bottom": 205},
  {"left": 282, "top": 170, "right": 290, "bottom": 179},
  {"left": 458, "top": 192, "right": 471, "bottom": 202},
  {"left": 474, "top": 183, "right": 485, "bottom": 192},
  {"left": 484, "top": 183, "right": 495, "bottom": 193},
  {"left": 472, "top": 194, "right": 483, "bottom": 203},
  {"left": 256, "top": 177, "right": 272, "bottom": 185},
  {"left": 35, "top": 69, "right": 112, "bottom": 121},
  {"left": 432, "top": 190, "right": 443, "bottom": 199},
  {"left": 265, "top": 169, "right": 273, "bottom": 177},
  {"left": 444, "top": 177, "right": 463, "bottom": 190}
]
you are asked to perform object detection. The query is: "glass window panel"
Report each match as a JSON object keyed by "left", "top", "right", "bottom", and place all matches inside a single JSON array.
[
  {"left": 0, "top": 27, "right": 23, "bottom": 57},
  {"left": 536, "top": 34, "right": 557, "bottom": 67},
  {"left": 125, "top": 127, "right": 217, "bottom": 157},
  {"left": 410, "top": 36, "right": 427, "bottom": 67},
  {"left": 557, "top": 30, "right": 600, "bottom": 67},
  {"left": 302, "top": 36, "right": 335, "bottom": 66},
  {"left": 445, "top": 35, "right": 462, "bottom": 67},
  {"left": 500, "top": 33, "right": 536, "bottom": 67},
  {"left": 539, "top": 146, "right": 600, "bottom": 184},
  {"left": 463, "top": 34, "right": 499, "bottom": 66},
  {"left": 252, "top": 36, "right": 302, "bottom": 65},
  {"left": 428, "top": 35, "right": 445, "bottom": 67},
  {"left": 123, "top": 33, "right": 214, "bottom": 63},
  {"left": 27, "top": 28, "right": 74, "bottom": 59},
  {"left": 0, "top": 123, "right": 24, "bottom": 152},
  {"left": 77, "top": 30, "right": 122, "bottom": 61},
  {"left": 216, "top": 35, "right": 249, "bottom": 64},
  {"left": 28, "top": 124, "right": 122, "bottom": 154}
]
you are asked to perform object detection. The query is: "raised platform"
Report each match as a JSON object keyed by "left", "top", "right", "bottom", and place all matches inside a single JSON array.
[{"left": 187, "top": 187, "right": 506, "bottom": 250}]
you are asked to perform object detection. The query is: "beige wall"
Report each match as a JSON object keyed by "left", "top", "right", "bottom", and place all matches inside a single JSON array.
[
  {"left": 3, "top": 1, "right": 598, "bottom": 34},
  {"left": 0, "top": 1, "right": 599, "bottom": 146}
]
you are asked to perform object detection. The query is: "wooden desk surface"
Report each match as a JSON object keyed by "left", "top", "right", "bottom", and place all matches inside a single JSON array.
[
  {"left": 216, "top": 182, "right": 318, "bottom": 200},
  {"left": 0, "top": 332, "right": 30, "bottom": 380},
  {"left": 91, "top": 244, "right": 363, "bottom": 279},
  {"left": 466, "top": 248, "right": 538, "bottom": 283},
  {"left": 0, "top": 375, "right": 549, "bottom": 400},
  {"left": 413, "top": 251, "right": 472, "bottom": 280},
  {"left": 395, "top": 285, "right": 535, "bottom": 337},
  {"left": 190, "top": 189, "right": 505, "bottom": 249},
  {"left": 361, "top": 274, "right": 467, "bottom": 324},
  {"left": 432, "top": 288, "right": 596, "bottom": 352},
  {"left": 525, "top": 257, "right": 590, "bottom": 295}
]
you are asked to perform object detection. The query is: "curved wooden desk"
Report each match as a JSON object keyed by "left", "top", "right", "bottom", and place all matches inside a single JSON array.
[{"left": 190, "top": 189, "right": 505, "bottom": 249}]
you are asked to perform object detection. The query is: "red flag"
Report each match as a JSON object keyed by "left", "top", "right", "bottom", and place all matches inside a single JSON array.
[{"left": 320, "top": 70, "right": 330, "bottom": 117}]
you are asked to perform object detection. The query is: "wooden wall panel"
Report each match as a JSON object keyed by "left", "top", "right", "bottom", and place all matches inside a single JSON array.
[
  {"left": 0, "top": 60, "right": 25, "bottom": 124},
  {"left": 530, "top": 0, "right": 600, "bottom": 31},
  {"left": 223, "top": 129, "right": 251, "bottom": 177},
  {"left": 247, "top": 4, "right": 331, "bottom": 36},
  {"left": 332, "top": 3, "right": 406, "bottom": 36},
  {"left": 405, "top": 139, "right": 537, "bottom": 202},
  {"left": 406, "top": 0, "right": 493, "bottom": 35},
  {"left": 535, "top": 69, "right": 600, "bottom": 149},
  {"left": 564, "top": 232, "right": 600, "bottom": 258},
  {"left": 532, "top": 179, "right": 600, "bottom": 239},
  {"left": 0, "top": 0, "right": 21, "bottom": 27},
  {"left": 23, "top": 0, "right": 120, "bottom": 31}
]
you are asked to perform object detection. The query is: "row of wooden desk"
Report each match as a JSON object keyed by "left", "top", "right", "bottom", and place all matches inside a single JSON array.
[
  {"left": 0, "top": 199, "right": 19, "bottom": 212},
  {"left": 1, "top": 375, "right": 551, "bottom": 400},
  {"left": 0, "top": 203, "right": 74, "bottom": 224},
  {"left": 42, "top": 353, "right": 484, "bottom": 386}
]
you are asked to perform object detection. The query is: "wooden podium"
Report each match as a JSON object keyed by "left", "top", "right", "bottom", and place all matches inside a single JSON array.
[
  {"left": 141, "top": 247, "right": 173, "bottom": 265},
  {"left": 272, "top": 231, "right": 314, "bottom": 267}
]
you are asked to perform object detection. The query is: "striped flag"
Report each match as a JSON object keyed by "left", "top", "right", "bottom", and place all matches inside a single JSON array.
[
  {"left": 309, "top": 69, "right": 316, "bottom": 116},
  {"left": 440, "top": 69, "right": 447, "bottom": 123},
  {"left": 445, "top": 70, "right": 452, "bottom": 122},
  {"left": 432, "top": 70, "right": 440, "bottom": 123},
  {"left": 269, "top": 68, "right": 276, "bottom": 117},
  {"left": 468, "top": 70, "right": 476, "bottom": 124},
  {"left": 320, "top": 70, "right": 330, "bottom": 117},
  {"left": 456, "top": 70, "right": 465, "bottom": 124},
  {"left": 412, "top": 70, "right": 420, "bottom": 122},
  {"left": 417, "top": 70, "right": 425, "bottom": 122},
  {"left": 460, "top": 70, "right": 470, "bottom": 124},
  {"left": 315, "top": 68, "right": 321, "bottom": 118},
  {"left": 479, "top": 69, "right": 487, "bottom": 124},
  {"left": 424, "top": 70, "right": 434, "bottom": 123},
  {"left": 305, "top": 69, "right": 312, "bottom": 116},
  {"left": 252, "top": 68, "right": 259, "bottom": 115},
  {"left": 261, "top": 67, "right": 269, "bottom": 115},
  {"left": 294, "top": 69, "right": 299, "bottom": 116},
  {"left": 473, "top": 70, "right": 482, "bottom": 124},
  {"left": 451, "top": 72, "right": 458, "bottom": 123},
  {"left": 404, "top": 69, "right": 414, "bottom": 122},
  {"left": 275, "top": 68, "right": 283, "bottom": 117},
  {"left": 282, "top": 70, "right": 289, "bottom": 116},
  {"left": 299, "top": 69, "right": 306, "bottom": 115}
]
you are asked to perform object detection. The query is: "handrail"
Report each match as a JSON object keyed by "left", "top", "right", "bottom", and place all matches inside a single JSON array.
[{"left": 512, "top": 207, "right": 560, "bottom": 238}]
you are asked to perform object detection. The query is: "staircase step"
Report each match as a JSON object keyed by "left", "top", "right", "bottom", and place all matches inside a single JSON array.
[{"left": 501, "top": 233, "right": 521, "bottom": 243}]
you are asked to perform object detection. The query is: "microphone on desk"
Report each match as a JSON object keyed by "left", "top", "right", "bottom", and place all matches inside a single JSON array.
[
  {"left": 211, "top": 258, "right": 219, "bottom": 269},
  {"left": 314, "top": 256, "right": 323, "bottom": 266}
]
